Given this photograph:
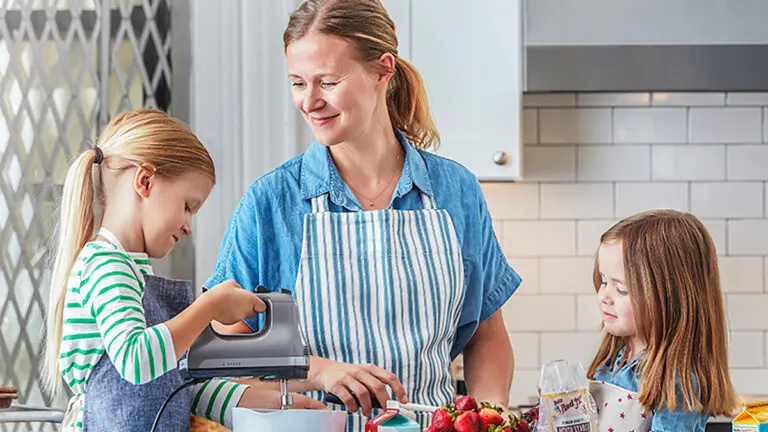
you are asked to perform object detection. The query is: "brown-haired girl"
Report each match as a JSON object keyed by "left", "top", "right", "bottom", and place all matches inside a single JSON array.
[{"left": 588, "top": 210, "right": 739, "bottom": 431}]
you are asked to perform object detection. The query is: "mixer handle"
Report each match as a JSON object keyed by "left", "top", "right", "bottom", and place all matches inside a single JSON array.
[
  {"left": 252, "top": 286, "right": 293, "bottom": 325},
  {"left": 203, "top": 286, "right": 294, "bottom": 338}
]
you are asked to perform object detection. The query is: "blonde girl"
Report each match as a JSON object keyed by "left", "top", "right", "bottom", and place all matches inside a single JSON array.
[{"left": 44, "top": 110, "right": 268, "bottom": 431}]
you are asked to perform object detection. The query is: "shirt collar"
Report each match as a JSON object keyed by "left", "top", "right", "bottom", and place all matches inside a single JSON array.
[
  {"left": 612, "top": 346, "right": 645, "bottom": 370},
  {"left": 299, "top": 130, "right": 434, "bottom": 208}
]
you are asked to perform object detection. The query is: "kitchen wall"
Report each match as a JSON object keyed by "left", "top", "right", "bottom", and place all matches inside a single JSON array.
[{"left": 490, "top": 92, "right": 768, "bottom": 406}]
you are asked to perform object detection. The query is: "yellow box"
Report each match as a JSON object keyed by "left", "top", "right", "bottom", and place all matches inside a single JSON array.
[{"left": 733, "top": 400, "right": 768, "bottom": 432}]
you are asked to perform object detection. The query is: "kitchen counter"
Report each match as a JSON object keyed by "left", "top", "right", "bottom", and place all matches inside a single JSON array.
[{"left": 0, "top": 405, "right": 64, "bottom": 424}]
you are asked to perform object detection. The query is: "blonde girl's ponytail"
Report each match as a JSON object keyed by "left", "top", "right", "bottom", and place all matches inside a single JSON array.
[{"left": 43, "top": 147, "right": 100, "bottom": 396}]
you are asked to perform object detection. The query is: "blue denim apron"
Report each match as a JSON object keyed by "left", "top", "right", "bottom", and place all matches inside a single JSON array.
[{"left": 82, "top": 274, "right": 194, "bottom": 431}]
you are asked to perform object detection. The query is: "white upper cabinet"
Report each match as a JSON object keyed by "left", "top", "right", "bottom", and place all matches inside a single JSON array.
[{"left": 382, "top": 0, "right": 524, "bottom": 180}]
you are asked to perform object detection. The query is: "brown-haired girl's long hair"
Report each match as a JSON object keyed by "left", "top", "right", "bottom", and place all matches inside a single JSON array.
[
  {"left": 283, "top": 0, "right": 440, "bottom": 150},
  {"left": 43, "top": 109, "right": 215, "bottom": 395},
  {"left": 587, "top": 210, "right": 739, "bottom": 417}
]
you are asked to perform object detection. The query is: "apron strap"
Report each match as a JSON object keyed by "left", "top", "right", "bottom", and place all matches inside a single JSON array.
[
  {"left": 421, "top": 192, "right": 437, "bottom": 210},
  {"left": 311, "top": 193, "right": 331, "bottom": 213}
]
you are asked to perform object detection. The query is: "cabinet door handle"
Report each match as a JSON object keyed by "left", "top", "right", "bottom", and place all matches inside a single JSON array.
[{"left": 493, "top": 151, "right": 508, "bottom": 166}]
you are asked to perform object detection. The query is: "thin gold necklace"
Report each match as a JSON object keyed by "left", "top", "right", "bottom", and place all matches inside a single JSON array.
[{"left": 346, "top": 153, "right": 402, "bottom": 208}]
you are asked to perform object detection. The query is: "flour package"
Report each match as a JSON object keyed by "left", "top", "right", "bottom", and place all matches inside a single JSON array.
[{"left": 536, "top": 360, "right": 598, "bottom": 432}]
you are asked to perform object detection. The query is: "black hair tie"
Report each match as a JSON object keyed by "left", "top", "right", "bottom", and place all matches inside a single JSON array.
[{"left": 92, "top": 146, "right": 103, "bottom": 164}]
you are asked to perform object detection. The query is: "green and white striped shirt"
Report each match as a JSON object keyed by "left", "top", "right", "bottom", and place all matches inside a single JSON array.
[{"left": 59, "top": 241, "right": 247, "bottom": 431}]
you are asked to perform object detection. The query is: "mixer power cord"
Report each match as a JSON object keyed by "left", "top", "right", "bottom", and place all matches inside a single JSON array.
[{"left": 151, "top": 378, "right": 206, "bottom": 432}]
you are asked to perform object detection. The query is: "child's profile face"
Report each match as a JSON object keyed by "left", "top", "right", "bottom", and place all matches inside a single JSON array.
[
  {"left": 140, "top": 171, "right": 213, "bottom": 258},
  {"left": 596, "top": 241, "right": 637, "bottom": 338}
]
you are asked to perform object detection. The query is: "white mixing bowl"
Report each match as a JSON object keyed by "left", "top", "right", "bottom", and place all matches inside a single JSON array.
[{"left": 232, "top": 408, "right": 347, "bottom": 432}]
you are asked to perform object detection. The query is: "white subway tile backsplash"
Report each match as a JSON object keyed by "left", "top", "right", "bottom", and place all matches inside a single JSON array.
[
  {"left": 652, "top": 93, "right": 725, "bottom": 106},
  {"left": 540, "top": 257, "right": 595, "bottom": 294},
  {"left": 615, "top": 183, "right": 689, "bottom": 218},
  {"left": 726, "top": 93, "right": 768, "bottom": 106},
  {"left": 689, "top": 107, "right": 762, "bottom": 143},
  {"left": 493, "top": 221, "right": 504, "bottom": 239},
  {"left": 509, "top": 333, "right": 540, "bottom": 369},
  {"left": 502, "top": 295, "right": 576, "bottom": 332},
  {"left": 614, "top": 108, "right": 687, "bottom": 144},
  {"left": 482, "top": 183, "right": 539, "bottom": 219},
  {"left": 728, "top": 145, "right": 768, "bottom": 181},
  {"left": 508, "top": 258, "right": 540, "bottom": 294},
  {"left": 523, "top": 109, "right": 538, "bottom": 144},
  {"left": 502, "top": 221, "right": 576, "bottom": 257},
  {"left": 729, "top": 332, "right": 765, "bottom": 368},
  {"left": 577, "top": 295, "right": 602, "bottom": 332},
  {"left": 541, "top": 257, "right": 595, "bottom": 294},
  {"left": 509, "top": 370, "right": 540, "bottom": 407},
  {"left": 523, "top": 93, "right": 576, "bottom": 108},
  {"left": 730, "top": 369, "right": 768, "bottom": 395},
  {"left": 539, "top": 109, "right": 612, "bottom": 144},
  {"left": 719, "top": 257, "right": 764, "bottom": 293},
  {"left": 541, "top": 184, "right": 613, "bottom": 219},
  {"left": 577, "top": 220, "right": 617, "bottom": 256},
  {"left": 522, "top": 146, "right": 577, "bottom": 182},
  {"left": 495, "top": 93, "right": 768, "bottom": 381},
  {"left": 729, "top": 220, "right": 768, "bottom": 255},
  {"left": 691, "top": 182, "right": 764, "bottom": 218},
  {"left": 578, "top": 146, "right": 651, "bottom": 181},
  {"left": 577, "top": 93, "right": 649, "bottom": 107},
  {"left": 727, "top": 295, "right": 768, "bottom": 330},
  {"left": 652, "top": 145, "right": 726, "bottom": 181},
  {"left": 701, "top": 219, "right": 727, "bottom": 256},
  {"left": 540, "top": 332, "right": 601, "bottom": 368}
]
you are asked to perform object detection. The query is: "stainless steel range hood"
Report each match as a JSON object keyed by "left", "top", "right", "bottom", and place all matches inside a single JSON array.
[{"left": 524, "top": 0, "right": 768, "bottom": 92}]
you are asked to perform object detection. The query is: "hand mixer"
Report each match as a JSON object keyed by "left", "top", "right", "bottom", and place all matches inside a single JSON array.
[{"left": 179, "top": 288, "right": 310, "bottom": 410}]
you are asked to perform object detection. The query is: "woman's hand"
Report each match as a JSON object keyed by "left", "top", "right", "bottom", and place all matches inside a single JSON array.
[
  {"left": 237, "top": 385, "right": 329, "bottom": 410},
  {"left": 309, "top": 356, "right": 407, "bottom": 416}
]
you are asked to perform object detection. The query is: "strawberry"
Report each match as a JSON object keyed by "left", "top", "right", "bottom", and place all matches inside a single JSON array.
[
  {"left": 454, "top": 395, "right": 479, "bottom": 412},
  {"left": 478, "top": 403, "right": 504, "bottom": 432},
  {"left": 430, "top": 408, "right": 455, "bottom": 432},
  {"left": 454, "top": 411, "right": 480, "bottom": 432},
  {"left": 515, "top": 418, "right": 530, "bottom": 432}
]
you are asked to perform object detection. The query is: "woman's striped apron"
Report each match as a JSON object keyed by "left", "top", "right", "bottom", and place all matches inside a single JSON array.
[{"left": 295, "top": 192, "right": 465, "bottom": 431}]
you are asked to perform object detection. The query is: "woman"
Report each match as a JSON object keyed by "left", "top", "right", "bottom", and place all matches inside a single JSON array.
[{"left": 205, "top": 0, "right": 521, "bottom": 429}]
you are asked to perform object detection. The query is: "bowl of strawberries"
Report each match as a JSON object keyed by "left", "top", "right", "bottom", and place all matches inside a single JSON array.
[{"left": 426, "top": 396, "right": 537, "bottom": 432}]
